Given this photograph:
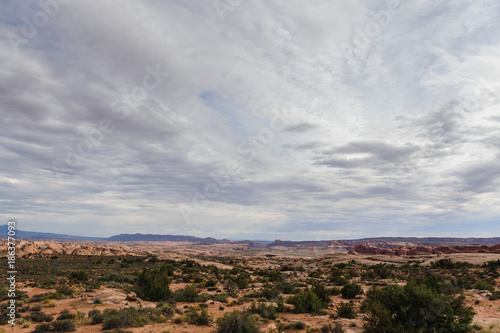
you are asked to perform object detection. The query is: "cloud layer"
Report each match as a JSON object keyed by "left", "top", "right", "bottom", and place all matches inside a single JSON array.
[{"left": 1, "top": 0, "right": 500, "bottom": 239}]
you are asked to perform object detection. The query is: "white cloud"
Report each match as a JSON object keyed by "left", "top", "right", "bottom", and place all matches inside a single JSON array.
[{"left": 1, "top": 0, "right": 500, "bottom": 239}]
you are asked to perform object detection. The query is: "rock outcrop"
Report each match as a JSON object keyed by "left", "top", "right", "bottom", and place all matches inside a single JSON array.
[
  {"left": 1, "top": 240, "right": 146, "bottom": 257},
  {"left": 350, "top": 243, "right": 500, "bottom": 256}
]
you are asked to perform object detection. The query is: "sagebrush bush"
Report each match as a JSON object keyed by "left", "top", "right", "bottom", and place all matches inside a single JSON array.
[
  {"left": 185, "top": 307, "right": 212, "bottom": 326},
  {"left": 134, "top": 266, "right": 172, "bottom": 301},
  {"left": 51, "top": 319, "right": 76, "bottom": 332},
  {"left": 287, "top": 289, "right": 324, "bottom": 313},
  {"left": 69, "top": 270, "right": 88, "bottom": 282},
  {"left": 173, "top": 284, "right": 199, "bottom": 302},
  {"left": 341, "top": 282, "right": 363, "bottom": 299},
  {"left": 88, "top": 309, "right": 104, "bottom": 325},
  {"left": 474, "top": 281, "right": 495, "bottom": 293},
  {"left": 101, "top": 307, "right": 164, "bottom": 329},
  {"left": 28, "top": 311, "right": 54, "bottom": 323},
  {"left": 362, "top": 281, "right": 476, "bottom": 333},
  {"left": 321, "top": 323, "right": 345, "bottom": 333},
  {"left": 248, "top": 301, "right": 277, "bottom": 319},
  {"left": 336, "top": 302, "right": 357, "bottom": 319},
  {"left": 216, "top": 310, "right": 260, "bottom": 333}
]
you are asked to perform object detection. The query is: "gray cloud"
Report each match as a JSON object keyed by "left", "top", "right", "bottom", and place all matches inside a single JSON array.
[{"left": 1, "top": 1, "right": 500, "bottom": 239}]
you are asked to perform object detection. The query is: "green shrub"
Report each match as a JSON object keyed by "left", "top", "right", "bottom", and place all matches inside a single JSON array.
[
  {"left": 235, "top": 272, "right": 251, "bottom": 289},
  {"left": 29, "top": 311, "right": 54, "bottom": 323},
  {"left": 312, "top": 283, "right": 333, "bottom": 306},
  {"left": 33, "top": 320, "right": 76, "bottom": 332},
  {"left": 31, "top": 304, "right": 43, "bottom": 312},
  {"left": 55, "top": 286, "right": 74, "bottom": 296},
  {"left": 215, "top": 310, "right": 260, "bottom": 333},
  {"left": 156, "top": 303, "right": 175, "bottom": 318},
  {"left": 431, "top": 259, "right": 472, "bottom": 270},
  {"left": 336, "top": 302, "right": 356, "bottom": 319},
  {"left": 173, "top": 284, "right": 199, "bottom": 302},
  {"left": 321, "top": 323, "right": 345, "bottom": 333},
  {"left": 474, "top": 281, "right": 495, "bottom": 293},
  {"left": 101, "top": 307, "right": 164, "bottom": 329},
  {"left": 88, "top": 309, "right": 104, "bottom": 324},
  {"left": 56, "top": 310, "right": 75, "bottom": 320},
  {"left": 185, "top": 307, "right": 212, "bottom": 326},
  {"left": 362, "top": 281, "right": 476, "bottom": 333},
  {"left": 248, "top": 301, "right": 277, "bottom": 320},
  {"left": 287, "top": 289, "right": 324, "bottom": 313},
  {"left": 51, "top": 319, "right": 76, "bottom": 332},
  {"left": 205, "top": 279, "right": 218, "bottom": 288},
  {"left": 341, "top": 282, "right": 363, "bottom": 299},
  {"left": 69, "top": 270, "right": 88, "bottom": 282},
  {"left": 134, "top": 266, "right": 172, "bottom": 301},
  {"left": 33, "top": 323, "right": 52, "bottom": 332},
  {"left": 292, "top": 321, "right": 306, "bottom": 330}
]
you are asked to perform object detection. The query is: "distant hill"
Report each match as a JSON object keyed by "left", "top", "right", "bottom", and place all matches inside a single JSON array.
[
  {"left": 266, "top": 237, "right": 500, "bottom": 248},
  {"left": 106, "top": 233, "right": 235, "bottom": 244},
  {"left": 2, "top": 225, "right": 498, "bottom": 247},
  {"left": 0, "top": 224, "right": 103, "bottom": 240}
]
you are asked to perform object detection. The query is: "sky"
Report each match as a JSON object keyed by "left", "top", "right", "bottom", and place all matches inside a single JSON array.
[{"left": 1, "top": 0, "right": 500, "bottom": 240}]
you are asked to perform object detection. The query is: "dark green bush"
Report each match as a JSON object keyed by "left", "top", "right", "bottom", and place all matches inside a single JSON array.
[
  {"left": 51, "top": 319, "right": 76, "bottom": 332},
  {"left": 33, "top": 323, "right": 52, "bottom": 332},
  {"left": 156, "top": 303, "right": 175, "bottom": 318},
  {"left": 474, "top": 281, "right": 495, "bottom": 293},
  {"left": 287, "top": 289, "right": 324, "bottom": 313},
  {"left": 31, "top": 304, "right": 43, "bottom": 312},
  {"left": 134, "top": 266, "right": 172, "bottom": 301},
  {"left": 29, "top": 311, "right": 54, "bottom": 323},
  {"left": 88, "top": 309, "right": 104, "bottom": 324},
  {"left": 33, "top": 319, "right": 76, "bottom": 332},
  {"left": 205, "top": 279, "right": 218, "bottom": 288},
  {"left": 362, "top": 281, "right": 476, "bottom": 333},
  {"left": 215, "top": 310, "right": 260, "bottom": 333},
  {"left": 55, "top": 285, "right": 74, "bottom": 296},
  {"left": 185, "top": 306, "right": 212, "bottom": 326},
  {"left": 430, "top": 259, "right": 472, "bottom": 270},
  {"left": 248, "top": 301, "right": 277, "bottom": 320},
  {"left": 173, "top": 284, "right": 199, "bottom": 302},
  {"left": 321, "top": 323, "right": 345, "bottom": 333},
  {"left": 341, "top": 282, "right": 363, "bottom": 299},
  {"left": 69, "top": 270, "right": 88, "bottom": 282},
  {"left": 56, "top": 309, "right": 75, "bottom": 320},
  {"left": 101, "top": 307, "right": 164, "bottom": 329},
  {"left": 312, "top": 283, "right": 333, "bottom": 306},
  {"left": 336, "top": 302, "right": 357, "bottom": 319},
  {"left": 292, "top": 321, "right": 306, "bottom": 330}
]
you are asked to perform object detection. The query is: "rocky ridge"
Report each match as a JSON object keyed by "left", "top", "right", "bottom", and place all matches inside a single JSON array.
[
  {"left": 1, "top": 240, "right": 151, "bottom": 257},
  {"left": 349, "top": 243, "right": 500, "bottom": 256}
]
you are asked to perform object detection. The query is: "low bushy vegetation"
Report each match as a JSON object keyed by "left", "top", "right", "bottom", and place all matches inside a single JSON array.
[
  {"left": 101, "top": 307, "right": 167, "bottom": 329},
  {"left": 341, "top": 282, "right": 363, "bottom": 299},
  {"left": 215, "top": 310, "right": 260, "bottom": 333},
  {"left": 134, "top": 266, "right": 173, "bottom": 301},
  {"left": 287, "top": 289, "right": 325, "bottom": 313},
  {"left": 4, "top": 246, "right": 498, "bottom": 333},
  {"left": 362, "top": 280, "right": 476, "bottom": 333}
]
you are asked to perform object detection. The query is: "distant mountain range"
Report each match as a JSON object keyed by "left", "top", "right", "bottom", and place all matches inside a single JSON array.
[
  {"left": 0, "top": 225, "right": 103, "bottom": 240},
  {"left": 1, "top": 225, "right": 499, "bottom": 248}
]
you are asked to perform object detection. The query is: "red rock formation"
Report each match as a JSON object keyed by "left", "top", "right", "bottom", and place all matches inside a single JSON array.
[{"left": 353, "top": 243, "right": 500, "bottom": 256}]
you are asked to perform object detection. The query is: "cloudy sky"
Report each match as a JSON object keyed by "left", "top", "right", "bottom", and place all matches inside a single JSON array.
[{"left": 1, "top": 0, "right": 500, "bottom": 240}]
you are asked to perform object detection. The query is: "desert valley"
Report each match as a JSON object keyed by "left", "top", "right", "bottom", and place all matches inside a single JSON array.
[{"left": 1, "top": 233, "right": 500, "bottom": 333}]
